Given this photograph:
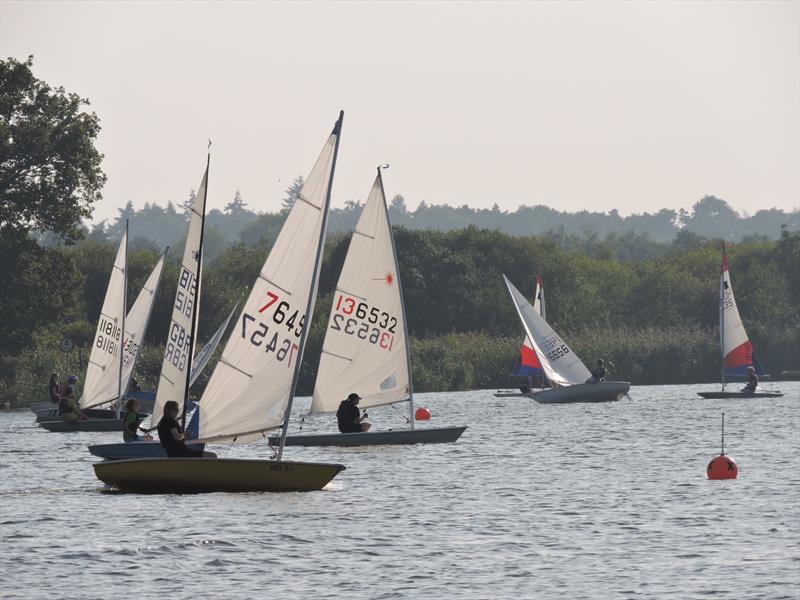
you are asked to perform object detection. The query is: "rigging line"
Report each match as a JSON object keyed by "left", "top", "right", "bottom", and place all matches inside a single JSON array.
[{"left": 388, "top": 401, "right": 410, "bottom": 424}]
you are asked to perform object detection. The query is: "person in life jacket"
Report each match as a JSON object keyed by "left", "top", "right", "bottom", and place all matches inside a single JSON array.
[
  {"left": 336, "top": 393, "right": 371, "bottom": 433},
  {"left": 587, "top": 359, "right": 607, "bottom": 384},
  {"left": 744, "top": 366, "right": 758, "bottom": 392},
  {"left": 58, "top": 375, "right": 83, "bottom": 423}
]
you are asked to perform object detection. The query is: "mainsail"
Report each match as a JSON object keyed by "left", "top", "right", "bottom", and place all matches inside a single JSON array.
[
  {"left": 511, "top": 274, "right": 546, "bottom": 378},
  {"left": 84, "top": 252, "right": 166, "bottom": 409},
  {"left": 81, "top": 229, "right": 128, "bottom": 408},
  {"left": 503, "top": 274, "right": 591, "bottom": 386},
  {"left": 197, "top": 113, "right": 343, "bottom": 444},
  {"left": 311, "top": 170, "right": 411, "bottom": 414},
  {"left": 153, "top": 160, "right": 209, "bottom": 423},
  {"left": 189, "top": 304, "right": 237, "bottom": 388},
  {"left": 720, "top": 246, "right": 763, "bottom": 382}
]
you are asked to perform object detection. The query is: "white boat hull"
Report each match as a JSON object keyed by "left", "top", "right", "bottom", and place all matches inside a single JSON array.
[{"left": 531, "top": 381, "right": 630, "bottom": 404}]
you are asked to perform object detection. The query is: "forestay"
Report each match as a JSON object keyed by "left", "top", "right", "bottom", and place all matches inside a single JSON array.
[
  {"left": 153, "top": 162, "right": 208, "bottom": 424},
  {"left": 85, "top": 253, "right": 165, "bottom": 409},
  {"left": 81, "top": 230, "right": 128, "bottom": 409},
  {"left": 197, "top": 122, "right": 341, "bottom": 444},
  {"left": 720, "top": 249, "right": 762, "bottom": 377},
  {"left": 503, "top": 275, "right": 591, "bottom": 386},
  {"left": 312, "top": 173, "right": 410, "bottom": 413}
]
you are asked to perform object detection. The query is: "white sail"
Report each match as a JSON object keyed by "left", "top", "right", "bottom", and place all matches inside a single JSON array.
[
  {"left": 189, "top": 304, "right": 237, "bottom": 387},
  {"left": 81, "top": 230, "right": 128, "bottom": 408},
  {"left": 197, "top": 119, "right": 341, "bottom": 444},
  {"left": 311, "top": 173, "right": 410, "bottom": 413},
  {"left": 503, "top": 274, "right": 591, "bottom": 386},
  {"left": 85, "top": 253, "right": 166, "bottom": 409},
  {"left": 152, "top": 162, "right": 208, "bottom": 423}
]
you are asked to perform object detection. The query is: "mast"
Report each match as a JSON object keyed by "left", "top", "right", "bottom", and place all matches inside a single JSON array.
[
  {"left": 720, "top": 243, "right": 726, "bottom": 391},
  {"left": 278, "top": 111, "right": 344, "bottom": 460},
  {"left": 377, "top": 166, "right": 415, "bottom": 429},
  {"left": 181, "top": 152, "right": 210, "bottom": 429},
  {"left": 117, "top": 219, "right": 129, "bottom": 418}
]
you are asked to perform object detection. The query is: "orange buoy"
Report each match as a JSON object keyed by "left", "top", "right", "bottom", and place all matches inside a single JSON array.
[
  {"left": 707, "top": 454, "right": 738, "bottom": 479},
  {"left": 708, "top": 412, "right": 739, "bottom": 480},
  {"left": 415, "top": 407, "right": 431, "bottom": 421}
]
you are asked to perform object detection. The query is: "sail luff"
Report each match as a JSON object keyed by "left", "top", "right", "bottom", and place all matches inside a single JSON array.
[
  {"left": 720, "top": 244, "right": 727, "bottom": 390},
  {"left": 117, "top": 220, "right": 129, "bottom": 418},
  {"left": 277, "top": 111, "right": 344, "bottom": 460}
]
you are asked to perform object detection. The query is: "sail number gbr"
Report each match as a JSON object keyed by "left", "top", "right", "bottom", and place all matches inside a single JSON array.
[
  {"left": 539, "top": 334, "right": 570, "bottom": 362},
  {"left": 332, "top": 294, "right": 397, "bottom": 350},
  {"left": 240, "top": 291, "right": 303, "bottom": 367}
]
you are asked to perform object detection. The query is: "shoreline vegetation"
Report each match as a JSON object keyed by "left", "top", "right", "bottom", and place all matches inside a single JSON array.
[{"left": 2, "top": 227, "right": 798, "bottom": 408}]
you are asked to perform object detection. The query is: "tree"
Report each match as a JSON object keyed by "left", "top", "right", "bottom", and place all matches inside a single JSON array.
[
  {"left": 0, "top": 56, "right": 106, "bottom": 241},
  {"left": 179, "top": 189, "right": 196, "bottom": 219},
  {"left": 225, "top": 190, "right": 248, "bottom": 214},
  {"left": 282, "top": 175, "right": 304, "bottom": 211}
]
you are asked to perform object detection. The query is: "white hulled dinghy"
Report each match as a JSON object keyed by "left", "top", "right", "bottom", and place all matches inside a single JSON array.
[
  {"left": 697, "top": 246, "right": 782, "bottom": 399},
  {"left": 503, "top": 275, "right": 630, "bottom": 403},
  {"left": 272, "top": 168, "right": 466, "bottom": 447},
  {"left": 495, "top": 273, "right": 549, "bottom": 398},
  {"left": 89, "top": 156, "right": 234, "bottom": 459},
  {"left": 40, "top": 226, "right": 166, "bottom": 431},
  {"left": 94, "top": 113, "right": 347, "bottom": 492}
]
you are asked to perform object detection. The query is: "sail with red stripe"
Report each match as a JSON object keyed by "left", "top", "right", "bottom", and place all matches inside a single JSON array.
[
  {"left": 720, "top": 247, "right": 764, "bottom": 378},
  {"left": 511, "top": 274, "right": 545, "bottom": 377}
]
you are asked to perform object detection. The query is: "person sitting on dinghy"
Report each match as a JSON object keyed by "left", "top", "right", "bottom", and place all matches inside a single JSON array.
[
  {"left": 587, "top": 359, "right": 607, "bottom": 384},
  {"left": 337, "top": 393, "right": 371, "bottom": 433},
  {"left": 122, "top": 398, "right": 149, "bottom": 442},
  {"left": 743, "top": 366, "right": 758, "bottom": 393},
  {"left": 58, "top": 376, "right": 83, "bottom": 423},
  {"left": 48, "top": 373, "right": 61, "bottom": 404},
  {"left": 157, "top": 400, "right": 216, "bottom": 458}
]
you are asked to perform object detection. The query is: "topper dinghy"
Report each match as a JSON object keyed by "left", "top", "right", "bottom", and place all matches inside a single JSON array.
[
  {"left": 93, "top": 114, "right": 347, "bottom": 492},
  {"left": 697, "top": 245, "right": 782, "bottom": 399},
  {"left": 503, "top": 275, "right": 630, "bottom": 403},
  {"left": 273, "top": 168, "right": 466, "bottom": 447}
]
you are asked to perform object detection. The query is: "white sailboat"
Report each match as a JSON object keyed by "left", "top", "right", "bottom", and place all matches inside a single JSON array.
[
  {"left": 275, "top": 168, "right": 466, "bottom": 446},
  {"left": 40, "top": 225, "right": 167, "bottom": 431},
  {"left": 94, "top": 112, "right": 347, "bottom": 493},
  {"left": 697, "top": 245, "right": 782, "bottom": 399},
  {"left": 503, "top": 274, "right": 630, "bottom": 403},
  {"left": 88, "top": 157, "right": 236, "bottom": 459}
]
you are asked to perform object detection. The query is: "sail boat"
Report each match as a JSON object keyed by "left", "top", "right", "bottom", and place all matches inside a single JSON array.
[
  {"left": 88, "top": 156, "right": 236, "bottom": 460},
  {"left": 40, "top": 225, "right": 167, "bottom": 431},
  {"left": 697, "top": 245, "right": 782, "bottom": 399},
  {"left": 503, "top": 274, "right": 630, "bottom": 403},
  {"left": 274, "top": 168, "right": 467, "bottom": 447},
  {"left": 93, "top": 112, "right": 347, "bottom": 493},
  {"left": 495, "top": 274, "right": 549, "bottom": 398}
]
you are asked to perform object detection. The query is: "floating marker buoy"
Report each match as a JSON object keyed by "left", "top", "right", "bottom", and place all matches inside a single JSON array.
[
  {"left": 415, "top": 407, "right": 431, "bottom": 421},
  {"left": 708, "top": 412, "right": 738, "bottom": 480}
]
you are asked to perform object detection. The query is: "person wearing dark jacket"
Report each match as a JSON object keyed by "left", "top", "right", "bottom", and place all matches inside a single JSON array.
[
  {"left": 587, "top": 359, "right": 607, "bottom": 384},
  {"left": 744, "top": 366, "right": 758, "bottom": 392},
  {"left": 336, "top": 393, "right": 371, "bottom": 433},
  {"left": 157, "top": 401, "right": 216, "bottom": 458}
]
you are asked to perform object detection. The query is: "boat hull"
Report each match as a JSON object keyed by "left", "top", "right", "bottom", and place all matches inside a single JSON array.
[
  {"left": 93, "top": 458, "right": 346, "bottom": 493},
  {"left": 88, "top": 440, "right": 204, "bottom": 460},
  {"left": 531, "top": 381, "right": 630, "bottom": 404},
  {"left": 39, "top": 418, "right": 125, "bottom": 432},
  {"left": 494, "top": 389, "right": 549, "bottom": 398},
  {"left": 34, "top": 407, "right": 121, "bottom": 423},
  {"left": 270, "top": 425, "right": 468, "bottom": 447},
  {"left": 697, "top": 390, "right": 784, "bottom": 399}
]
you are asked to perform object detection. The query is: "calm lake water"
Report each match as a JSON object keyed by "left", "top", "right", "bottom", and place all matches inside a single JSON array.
[{"left": 1, "top": 383, "right": 799, "bottom": 599}]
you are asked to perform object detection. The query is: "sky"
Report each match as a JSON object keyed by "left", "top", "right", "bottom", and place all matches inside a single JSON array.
[{"left": 2, "top": 1, "right": 799, "bottom": 224}]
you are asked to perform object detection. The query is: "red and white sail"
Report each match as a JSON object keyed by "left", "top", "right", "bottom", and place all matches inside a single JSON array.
[
  {"left": 512, "top": 274, "right": 546, "bottom": 378},
  {"left": 720, "top": 248, "right": 762, "bottom": 378}
]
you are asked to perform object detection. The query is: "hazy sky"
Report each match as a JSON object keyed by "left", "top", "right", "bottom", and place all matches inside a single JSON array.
[{"left": 2, "top": 1, "right": 799, "bottom": 223}]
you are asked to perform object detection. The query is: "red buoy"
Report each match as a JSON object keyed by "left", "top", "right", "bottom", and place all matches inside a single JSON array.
[
  {"left": 708, "top": 412, "right": 739, "bottom": 480},
  {"left": 707, "top": 454, "right": 738, "bottom": 479},
  {"left": 415, "top": 407, "right": 431, "bottom": 421}
]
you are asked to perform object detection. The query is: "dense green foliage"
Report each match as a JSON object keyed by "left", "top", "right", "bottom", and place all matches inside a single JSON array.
[{"left": 2, "top": 227, "right": 798, "bottom": 406}]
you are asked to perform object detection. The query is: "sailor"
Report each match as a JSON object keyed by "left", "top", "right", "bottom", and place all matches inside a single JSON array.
[
  {"left": 48, "top": 373, "right": 61, "bottom": 404},
  {"left": 157, "top": 400, "right": 216, "bottom": 458},
  {"left": 58, "top": 376, "right": 82, "bottom": 423},
  {"left": 122, "top": 398, "right": 144, "bottom": 442},
  {"left": 336, "top": 393, "right": 371, "bottom": 433},
  {"left": 587, "top": 359, "right": 607, "bottom": 384},
  {"left": 744, "top": 366, "right": 758, "bottom": 392}
]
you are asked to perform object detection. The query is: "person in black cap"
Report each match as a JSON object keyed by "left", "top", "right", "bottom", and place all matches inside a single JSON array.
[{"left": 337, "top": 393, "right": 371, "bottom": 433}]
